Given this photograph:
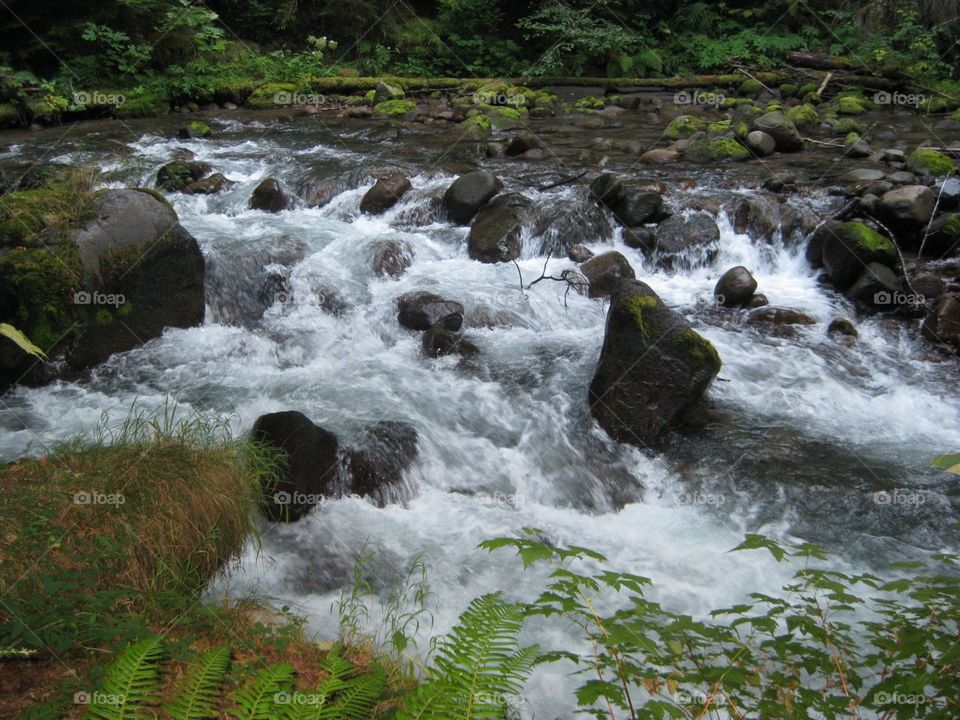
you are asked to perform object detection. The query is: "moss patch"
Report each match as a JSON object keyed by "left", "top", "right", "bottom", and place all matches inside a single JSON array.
[
  {"left": 664, "top": 114, "right": 703, "bottom": 139},
  {"left": 0, "top": 101, "right": 20, "bottom": 128},
  {"left": 785, "top": 103, "right": 819, "bottom": 129},
  {"left": 840, "top": 221, "right": 895, "bottom": 254},
  {"left": 836, "top": 96, "right": 866, "bottom": 115},
  {"left": 832, "top": 117, "right": 864, "bottom": 136},
  {"left": 907, "top": 148, "right": 956, "bottom": 176},
  {"left": 574, "top": 95, "right": 605, "bottom": 112},
  {"left": 247, "top": 82, "right": 297, "bottom": 109},
  {"left": 739, "top": 79, "right": 763, "bottom": 97},
  {"left": 374, "top": 98, "right": 416, "bottom": 116},
  {"left": 0, "top": 179, "right": 96, "bottom": 247},
  {"left": 685, "top": 137, "right": 749, "bottom": 162},
  {"left": 114, "top": 91, "right": 169, "bottom": 118},
  {"left": 624, "top": 294, "right": 658, "bottom": 334},
  {"left": 677, "top": 328, "right": 721, "bottom": 368}
]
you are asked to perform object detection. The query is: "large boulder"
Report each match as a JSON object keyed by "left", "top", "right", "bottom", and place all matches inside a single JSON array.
[
  {"left": 66, "top": 189, "right": 205, "bottom": 369},
  {"left": 714, "top": 266, "right": 758, "bottom": 307},
  {"left": 467, "top": 193, "right": 532, "bottom": 263},
  {"left": 373, "top": 80, "right": 404, "bottom": 104},
  {"left": 878, "top": 185, "right": 935, "bottom": 228},
  {"left": 818, "top": 221, "right": 898, "bottom": 289},
  {"left": 155, "top": 160, "right": 211, "bottom": 192},
  {"left": 371, "top": 238, "right": 412, "bottom": 279},
  {"left": 360, "top": 173, "right": 412, "bottom": 214},
  {"left": 252, "top": 410, "right": 340, "bottom": 522},
  {"left": 589, "top": 280, "right": 721, "bottom": 446},
  {"left": 0, "top": 326, "right": 52, "bottom": 394},
  {"left": 444, "top": 171, "right": 502, "bottom": 224},
  {"left": 846, "top": 262, "right": 902, "bottom": 308},
  {"left": 581, "top": 251, "right": 636, "bottom": 298},
  {"left": 590, "top": 174, "right": 664, "bottom": 227},
  {"left": 397, "top": 291, "right": 463, "bottom": 331},
  {"left": 422, "top": 323, "right": 479, "bottom": 358},
  {"left": 744, "top": 131, "right": 775, "bottom": 157},
  {"left": 751, "top": 111, "right": 803, "bottom": 152},
  {"left": 250, "top": 178, "right": 290, "bottom": 212},
  {"left": 651, "top": 212, "right": 720, "bottom": 266},
  {"left": 345, "top": 420, "right": 419, "bottom": 502},
  {"left": 921, "top": 296, "right": 960, "bottom": 351}
]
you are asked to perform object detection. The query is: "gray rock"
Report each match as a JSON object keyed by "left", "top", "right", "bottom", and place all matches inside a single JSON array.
[
  {"left": 360, "top": 173, "right": 412, "bottom": 214},
  {"left": 444, "top": 171, "right": 502, "bottom": 224},
  {"left": 581, "top": 251, "right": 636, "bottom": 298},
  {"left": 467, "top": 193, "right": 532, "bottom": 263},
  {"left": 714, "top": 266, "right": 758, "bottom": 307},
  {"left": 397, "top": 291, "right": 464, "bottom": 331},
  {"left": 745, "top": 131, "right": 775, "bottom": 157}
]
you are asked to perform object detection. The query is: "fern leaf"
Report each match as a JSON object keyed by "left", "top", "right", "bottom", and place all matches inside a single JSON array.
[
  {"left": 0, "top": 323, "right": 47, "bottom": 359},
  {"left": 16, "top": 697, "right": 72, "bottom": 720},
  {"left": 320, "top": 669, "right": 385, "bottom": 720},
  {"left": 166, "top": 646, "right": 231, "bottom": 720},
  {"left": 280, "top": 650, "right": 385, "bottom": 720},
  {"left": 227, "top": 663, "right": 294, "bottom": 720},
  {"left": 398, "top": 593, "right": 537, "bottom": 720},
  {"left": 85, "top": 635, "right": 165, "bottom": 720}
]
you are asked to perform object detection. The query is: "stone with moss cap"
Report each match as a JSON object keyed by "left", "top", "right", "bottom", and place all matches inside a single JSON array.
[
  {"left": 664, "top": 115, "right": 704, "bottom": 139},
  {"left": 684, "top": 136, "right": 749, "bottom": 163},
  {"left": 738, "top": 79, "right": 764, "bottom": 97},
  {"left": 589, "top": 279, "right": 721, "bottom": 446},
  {"left": 785, "top": 103, "right": 819, "bottom": 130},
  {"left": 907, "top": 149, "right": 956, "bottom": 177},
  {"left": 817, "top": 220, "right": 898, "bottom": 289},
  {"left": 374, "top": 99, "right": 416, "bottom": 116},
  {"left": 836, "top": 96, "right": 866, "bottom": 115}
]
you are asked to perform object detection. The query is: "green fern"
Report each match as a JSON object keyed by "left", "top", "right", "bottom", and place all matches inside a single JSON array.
[
  {"left": 16, "top": 698, "right": 73, "bottom": 720},
  {"left": 281, "top": 649, "right": 385, "bottom": 720},
  {"left": 85, "top": 635, "right": 165, "bottom": 720},
  {"left": 398, "top": 593, "right": 538, "bottom": 720},
  {"left": 166, "top": 645, "right": 232, "bottom": 720},
  {"left": 227, "top": 662, "right": 295, "bottom": 720}
]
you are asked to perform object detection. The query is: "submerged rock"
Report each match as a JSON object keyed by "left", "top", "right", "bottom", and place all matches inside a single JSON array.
[
  {"left": 444, "top": 171, "right": 502, "bottom": 224},
  {"left": 467, "top": 192, "right": 532, "bottom": 263},
  {"left": 346, "top": 420, "right": 420, "bottom": 502},
  {"left": 397, "top": 291, "right": 464, "bottom": 331},
  {"left": 360, "top": 173, "right": 412, "bottom": 214},
  {"left": 589, "top": 280, "right": 721, "bottom": 445},
  {"left": 422, "top": 323, "right": 479, "bottom": 358},
  {"left": 372, "top": 238, "right": 413, "bottom": 279},
  {"left": 249, "top": 178, "right": 289, "bottom": 212},
  {"left": 252, "top": 410, "right": 339, "bottom": 522},
  {"left": 714, "top": 266, "right": 758, "bottom": 307},
  {"left": 155, "top": 160, "right": 211, "bottom": 192}
]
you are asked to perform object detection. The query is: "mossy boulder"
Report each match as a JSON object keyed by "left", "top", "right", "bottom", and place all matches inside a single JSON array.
[
  {"left": 837, "top": 96, "right": 866, "bottom": 115},
  {"left": 373, "top": 99, "right": 416, "bottom": 116},
  {"left": 816, "top": 221, "right": 898, "bottom": 288},
  {"left": 156, "top": 161, "right": 213, "bottom": 192},
  {"left": 751, "top": 111, "right": 803, "bottom": 152},
  {"left": 785, "top": 103, "right": 819, "bottom": 129},
  {"left": 664, "top": 115, "right": 703, "bottom": 139},
  {"left": 0, "top": 178, "right": 96, "bottom": 247},
  {"left": 373, "top": 80, "right": 404, "bottom": 104},
  {"left": 684, "top": 136, "right": 749, "bottom": 163},
  {"left": 24, "top": 92, "right": 68, "bottom": 124},
  {"left": 457, "top": 114, "right": 492, "bottom": 139},
  {"left": 574, "top": 96, "right": 605, "bottom": 112},
  {"left": 798, "top": 82, "right": 820, "bottom": 96},
  {"left": 114, "top": 91, "right": 169, "bottom": 118},
  {"left": 739, "top": 79, "right": 764, "bottom": 97},
  {"left": 589, "top": 279, "right": 721, "bottom": 446},
  {"left": 0, "top": 102, "right": 20, "bottom": 128},
  {"left": 907, "top": 149, "right": 956, "bottom": 177},
  {"left": 247, "top": 83, "right": 296, "bottom": 109},
  {"left": 779, "top": 83, "right": 798, "bottom": 98},
  {"left": 178, "top": 121, "right": 211, "bottom": 139},
  {"left": 832, "top": 117, "right": 864, "bottom": 136}
]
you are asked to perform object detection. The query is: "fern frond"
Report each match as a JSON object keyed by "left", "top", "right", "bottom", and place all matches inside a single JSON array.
[
  {"left": 16, "top": 697, "right": 72, "bottom": 720},
  {"left": 398, "top": 593, "right": 538, "bottom": 720},
  {"left": 166, "top": 645, "right": 232, "bottom": 720},
  {"left": 319, "top": 669, "right": 385, "bottom": 720},
  {"left": 85, "top": 635, "right": 165, "bottom": 720},
  {"left": 280, "top": 649, "right": 385, "bottom": 720},
  {"left": 227, "top": 662, "right": 294, "bottom": 720}
]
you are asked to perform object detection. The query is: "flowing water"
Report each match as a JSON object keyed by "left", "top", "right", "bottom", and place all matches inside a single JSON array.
[{"left": 1, "top": 109, "right": 958, "bottom": 715}]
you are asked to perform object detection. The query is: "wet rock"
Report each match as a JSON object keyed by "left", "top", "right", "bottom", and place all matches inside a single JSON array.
[
  {"left": 183, "top": 172, "right": 235, "bottom": 195},
  {"left": 372, "top": 239, "right": 413, "bottom": 279},
  {"left": 249, "top": 178, "right": 290, "bottom": 212},
  {"left": 817, "top": 221, "right": 898, "bottom": 289},
  {"left": 581, "top": 251, "right": 636, "bottom": 298},
  {"left": 840, "top": 168, "right": 886, "bottom": 184},
  {"left": 568, "top": 244, "right": 594, "bottom": 263},
  {"left": 751, "top": 111, "right": 803, "bottom": 152},
  {"left": 155, "top": 160, "right": 211, "bottom": 191},
  {"left": 0, "top": 330, "right": 52, "bottom": 394},
  {"left": 748, "top": 307, "right": 816, "bottom": 326},
  {"left": 878, "top": 185, "right": 935, "bottom": 227},
  {"left": 589, "top": 280, "right": 721, "bottom": 446},
  {"left": 886, "top": 171, "right": 916, "bottom": 185},
  {"left": 66, "top": 189, "right": 205, "bottom": 370},
  {"left": 844, "top": 138, "right": 872, "bottom": 158},
  {"left": 846, "top": 262, "right": 902, "bottom": 308},
  {"left": 732, "top": 196, "right": 797, "bottom": 242},
  {"left": 881, "top": 149, "right": 906, "bottom": 164},
  {"left": 745, "top": 130, "right": 775, "bottom": 157},
  {"left": 921, "top": 296, "right": 960, "bottom": 351},
  {"left": 640, "top": 148, "right": 679, "bottom": 164},
  {"left": 177, "top": 121, "right": 211, "bottom": 139},
  {"left": 444, "top": 170, "right": 502, "bottom": 224},
  {"left": 910, "top": 272, "right": 945, "bottom": 300},
  {"left": 505, "top": 131, "right": 544, "bottom": 156},
  {"left": 745, "top": 293, "right": 769, "bottom": 309},
  {"left": 346, "top": 420, "right": 419, "bottom": 502},
  {"left": 467, "top": 192, "right": 532, "bottom": 263},
  {"left": 920, "top": 213, "right": 960, "bottom": 258},
  {"left": 828, "top": 317, "right": 858, "bottom": 340},
  {"left": 421, "top": 323, "right": 480, "bottom": 358},
  {"left": 374, "top": 80, "right": 404, "bottom": 104},
  {"left": 397, "top": 291, "right": 463, "bottom": 331},
  {"left": 252, "top": 410, "right": 339, "bottom": 522},
  {"left": 590, "top": 173, "right": 664, "bottom": 227},
  {"left": 623, "top": 227, "right": 656, "bottom": 251},
  {"left": 714, "top": 266, "right": 758, "bottom": 307},
  {"left": 937, "top": 177, "right": 960, "bottom": 211},
  {"left": 652, "top": 212, "right": 720, "bottom": 265},
  {"left": 530, "top": 201, "right": 613, "bottom": 256},
  {"left": 486, "top": 142, "right": 506, "bottom": 158},
  {"left": 360, "top": 173, "right": 412, "bottom": 214}
]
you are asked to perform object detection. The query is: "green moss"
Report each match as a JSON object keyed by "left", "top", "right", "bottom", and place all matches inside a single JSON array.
[
  {"left": 25, "top": 93, "right": 68, "bottom": 123},
  {"left": 707, "top": 120, "right": 731, "bottom": 133},
  {"left": 457, "top": 114, "right": 492, "bottom": 137},
  {"left": 0, "top": 101, "right": 20, "bottom": 128},
  {"left": 95, "top": 307, "right": 114, "bottom": 326},
  {"left": 114, "top": 91, "right": 169, "bottom": 118},
  {"left": 837, "top": 96, "right": 866, "bottom": 115},
  {"left": 133, "top": 187, "right": 174, "bottom": 211},
  {"left": 840, "top": 221, "right": 895, "bottom": 254},
  {"left": 664, "top": 115, "right": 703, "bottom": 139},
  {"left": 624, "top": 294, "right": 658, "bottom": 334},
  {"left": 798, "top": 82, "right": 819, "bottom": 96},
  {"left": 373, "top": 99, "right": 416, "bottom": 116},
  {"left": 832, "top": 117, "right": 864, "bottom": 136},
  {"left": 764, "top": 100, "right": 784, "bottom": 113},
  {"left": 677, "top": 328, "right": 721, "bottom": 368},
  {"left": 0, "top": 244, "right": 83, "bottom": 351},
  {"left": 481, "top": 104, "right": 525, "bottom": 127},
  {"left": 117, "top": 301, "right": 134, "bottom": 317},
  {"left": 844, "top": 132, "right": 861, "bottom": 144},
  {"left": 186, "top": 120, "right": 211, "bottom": 138},
  {"left": 907, "top": 148, "right": 956, "bottom": 176},
  {"left": 734, "top": 121, "right": 749, "bottom": 139},
  {"left": 247, "top": 83, "right": 297, "bottom": 109},
  {"left": 685, "top": 137, "right": 749, "bottom": 162},
  {"left": 574, "top": 95, "right": 605, "bottom": 111},
  {"left": 0, "top": 180, "right": 95, "bottom": 247},
  {"left": 952, "top": 108, "right": 960, "bottom": 122},
  {"left": 785, "top": 103, "right": 819, "bottom": 129},
  {"left": 779, "top": 83, "right": 798, "bottom": 98},
  {"left": 364, "top": 89, "right": 376, "bottom": 103},
  {"left": 739, "top": 79, "right": 764, "bottom": 97}
]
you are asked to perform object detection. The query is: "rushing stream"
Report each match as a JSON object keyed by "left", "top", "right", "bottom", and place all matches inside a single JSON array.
[{"left": 1, "top": 108, "right": 958, "bottom": 715}]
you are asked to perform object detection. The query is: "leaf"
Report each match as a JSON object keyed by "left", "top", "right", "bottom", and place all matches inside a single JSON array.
[
  {"left": 85, "top": 635, "right": 165, "bottom": 720},
  {"left": 729, "top": 534, "right": 788, "bottom": 562},
  {"left": 931, "top": 453, "right": 960, "bottom": 475},
  {"left": 0, "top": 323, "right": 47, "bottom": 359},
  {"left": 166, "top": 646, "right": 231, "bottom": 720}
]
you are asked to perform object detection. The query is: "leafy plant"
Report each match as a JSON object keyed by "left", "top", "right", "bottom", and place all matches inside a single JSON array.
[
  {"left": 165, "top": 645, "right": 231, "bottom": 720},
  {"left": 84, "top": 636, "right": 165, "bottom": 720},
  {"left": 398, "top": 593, "right": 539, "bottom": 720}
]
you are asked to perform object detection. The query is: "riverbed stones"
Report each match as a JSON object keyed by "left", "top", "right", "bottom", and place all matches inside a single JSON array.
[
  {"left": 714, "top": 266, "right": 758, "bottom": 307},
  {"left": 751, "top": 111, "right": 803, "bottom": 152},
  {"left": 346, "top": 420, "right": 419, "bottom": 501},
  {"left": 155, "top": 160, "right": 211, "bottom": 191},
  {"left": 250, "top": 178, "right": 289, "bottom": 212},
  {"left": 640, "top": 148, "right": 679, "bottom": 164},
  {"left": 922, "top": 296, "right": 960, "bottom": 351},
  {"left": 421, "top": 323, "right": 479, "bottom": 358},
  {"left": 444, "top": 171, "right": 502, "bottom": 224},
  {"left": 590, "top": 173, "right": 664, "bottom": 227},
  {"left": 467, "top": 192, "right": 532, "bottom": 263},
  {"left": 589, "top": 279, "right": 721, "bottom": 446},
  {"left": 817, "top": 221, "right": 898, "bottom": 289},
  {"left": 252, "top": 410, "right": 339, "bottom": 522},
  {"left": 878, "top": 185, "right": 935, "bottom": 227},
  {"left": 581, "top": 251, "right": 635, "bottom": 298},
  {"left": 397, "top": 291, "right": 463, "bottom": 331},
  {"left": 360, "top": 173, "right": 412, "bottom": 214},
  {"left": 745, "top": 130, "right": 775, "bottom": 157},
  {"left": 846, "top": 262, "right": 902, "bottom": 308}
]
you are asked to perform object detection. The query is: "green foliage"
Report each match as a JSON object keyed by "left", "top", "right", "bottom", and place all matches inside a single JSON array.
[
  {"left": 398, "top": 593, "right": 539, "bottom": 720},
  {"left": 84, "top": 636, "right": 165, "bottom": 719},
  {"left": 165, "top": 646, "right": 231, "bottom": 720},
  {"left": 228, "top": 663, "right": 296, "bottom": 719}
]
